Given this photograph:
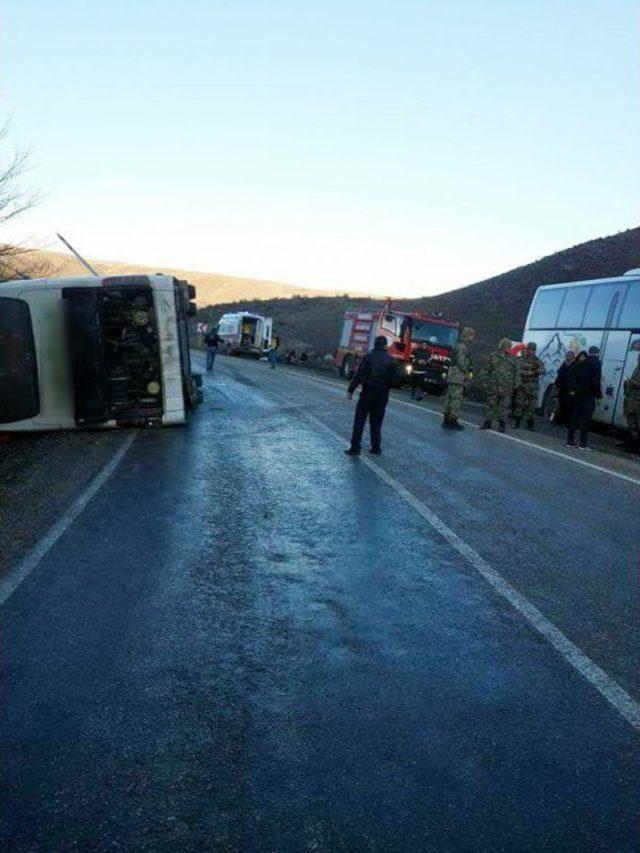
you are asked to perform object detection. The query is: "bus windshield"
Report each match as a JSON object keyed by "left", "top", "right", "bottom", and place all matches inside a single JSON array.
[
  {"left": 0, "top": 298, "right": 39, "bottom": 424},
  {"left": 411, "top": 320, "right": 458, "bottom": 348}
]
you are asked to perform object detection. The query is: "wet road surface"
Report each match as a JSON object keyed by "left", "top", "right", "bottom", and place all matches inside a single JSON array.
[{"left": 2, "top": 355, "right": 639, "bottom": 851}]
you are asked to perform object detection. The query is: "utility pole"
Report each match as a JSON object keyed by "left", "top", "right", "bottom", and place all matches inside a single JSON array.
[{"left": 56, "top": 233, "right": 99, "bottom": 276}]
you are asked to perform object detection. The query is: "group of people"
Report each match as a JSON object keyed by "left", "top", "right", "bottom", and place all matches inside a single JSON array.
[
  {"left": 443, "top": 331, "right": 640, "bottom": 451},
  {"left": 344, "top": 330, "right": 640, "bottom": 456}
]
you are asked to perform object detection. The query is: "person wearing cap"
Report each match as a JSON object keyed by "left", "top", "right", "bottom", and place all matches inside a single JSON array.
[
  {"left": 565, "top": 349, "right": 600, "bottom": 449},
  {"left": 442, "top": 326, "right": 475, "bottom": 430},
  {"left": 345, "top": 335, "right": 397, "bottom": 456},
  {"left": 480, "top": 338, "right": 519, "bottom": 432},
  {"left": 513, "top": 341, "right": 543, "bottom": 430}
]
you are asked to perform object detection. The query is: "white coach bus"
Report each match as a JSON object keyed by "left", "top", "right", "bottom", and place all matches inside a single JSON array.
[
  {"left": 523, "top": 269, "right": 640, "bottom": 428},
  {"left": 0, "top": 274, "right": 202, "bottom": 431}
]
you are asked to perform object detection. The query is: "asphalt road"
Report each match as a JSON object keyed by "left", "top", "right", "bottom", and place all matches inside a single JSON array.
[{"left": 2, "top": 355, "right": 639, "bottom": 852}]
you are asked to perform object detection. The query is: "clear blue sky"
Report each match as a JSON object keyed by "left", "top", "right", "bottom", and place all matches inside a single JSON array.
[{"left": 2, "top": 0, "right": 638, "bottom": 295}]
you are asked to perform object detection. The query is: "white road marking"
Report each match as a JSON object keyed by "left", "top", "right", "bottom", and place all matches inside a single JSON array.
[
  {"left": 263, "top": 381, "right": 640, "bottom": 732},
  {"left": 0, "top": 432, "right": 137, "bottom": 607},
  {"left": 279, "top": 368, "right": 640, "bottom": 488}
]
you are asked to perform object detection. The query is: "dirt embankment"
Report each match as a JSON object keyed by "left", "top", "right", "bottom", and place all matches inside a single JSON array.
[{"left": 0, "top": 430, "right": 129, "bottom": 575}]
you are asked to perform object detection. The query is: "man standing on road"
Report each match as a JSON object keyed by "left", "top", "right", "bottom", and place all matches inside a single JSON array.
[
  {"left": 513, "top": 342, "right": 543, "bottom": 430},
  {"left": 204, "top": 328, "right": 220, "bottom": 372},
  {"left": 345, "top": 335, "right": 396, "bottom": 456},
  {"left": 442, "top": 326, "right": 475, "bottom": 431},
  {"left": 553, "top": 349, "right": 576, "bottom": 426},
  {"left": 480, "top": 338, "right": 519, "bottom": 433},
  {"left": 410, "top": 344, "right": 430, "bottom": 400}
]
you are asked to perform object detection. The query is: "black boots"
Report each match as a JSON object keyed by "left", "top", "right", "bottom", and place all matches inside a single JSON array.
[
  {"left": 513, "top": 417, "right": 522, "bottom": 429},
  {"left": 480, "top": 420, "right": 492, "bottom": 430},
  {"left": 526, "top": 418, "right": 535, "bottom": 431},
  {"left": 498, "top": 420, "right": 506, "bottom": 433},
  {"left": 442, "top": 414, "right": 464, "bottom": 430}
]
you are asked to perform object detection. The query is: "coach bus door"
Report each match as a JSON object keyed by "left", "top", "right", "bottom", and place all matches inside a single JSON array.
[
  {"left": 613, "top": 333, "right": 640, "bottom": 428},
  {"left": 62, "top": 288, "right": 111, "bottom": 425},
  {"left": 598, "top": 330, "right": 631, "bottom": 425}
]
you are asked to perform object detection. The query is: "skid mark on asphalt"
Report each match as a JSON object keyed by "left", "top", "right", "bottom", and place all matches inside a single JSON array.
[{"left": 260, "top": 381, "right": 640, "bottom": 732}]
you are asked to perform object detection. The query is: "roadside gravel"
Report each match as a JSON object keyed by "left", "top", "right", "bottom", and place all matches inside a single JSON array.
[{"left": 0, "top": 430, "right": 133, "bottom": 575}]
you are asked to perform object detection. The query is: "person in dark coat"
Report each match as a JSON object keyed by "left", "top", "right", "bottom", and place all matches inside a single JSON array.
[
  {"left": 566, "top": 350, "right": 601, "bottom": 449},
  {"left": 346, "top": 335, "right": 397, "bottom": 456},
  {"left": 204, "top": 329, "right": 221, "bottom": 371},
  {"left": 410, "top": 345, "right": 430, "bottom": 400},
  {"left": 553, "top": 350, "right": 576, "bottom": 425}
]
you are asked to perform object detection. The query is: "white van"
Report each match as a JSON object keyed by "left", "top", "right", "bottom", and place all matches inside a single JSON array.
[{"left": 216, "top": 311, "right": 274, "bottom": 357}]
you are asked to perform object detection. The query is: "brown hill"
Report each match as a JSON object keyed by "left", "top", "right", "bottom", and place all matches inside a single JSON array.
[
  {"left": 198, "top": 228, "right": 640, "bottom": 373},
  {"left": 1, "top": 249, "right": 372, "bottom": 303}
]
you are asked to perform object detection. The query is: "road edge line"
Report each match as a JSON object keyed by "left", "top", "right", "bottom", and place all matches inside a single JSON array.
[
  {"left": 0, "top": 431, "right": 137, "bottom": 607},
  {"left": 265, "top": 381, "right": 640, "bottom": 732}
]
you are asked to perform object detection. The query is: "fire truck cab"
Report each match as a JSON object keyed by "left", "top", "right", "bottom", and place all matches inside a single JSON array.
[{"left": 336, "top": 302, "right": 460, "bottom": 394}]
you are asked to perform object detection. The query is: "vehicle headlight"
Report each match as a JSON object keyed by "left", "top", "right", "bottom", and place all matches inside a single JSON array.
[{"left": 405, "top": 364, "right": 413, "bottom": 374}]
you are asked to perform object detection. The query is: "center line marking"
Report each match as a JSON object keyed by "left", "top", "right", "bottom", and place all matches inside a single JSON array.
[{"left": 261, "top": 379, "right": 640, "bottom": 732}]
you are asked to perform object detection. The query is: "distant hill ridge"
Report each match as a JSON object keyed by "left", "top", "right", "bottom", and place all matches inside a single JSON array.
[
  {"left": 198, "top": 227, "right": 640, "bottom": 366},
  {"left": 3, "top": 249, "right": 373, "bottom": 303}
]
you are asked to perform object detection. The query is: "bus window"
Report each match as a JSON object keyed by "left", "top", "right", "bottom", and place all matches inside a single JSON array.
[
  {"left": 528, "top": 288, "right": 565, "bottom": 328},
  {"left": 557, "top": 286, "right": 591, "bottom": 328},
  {"left": 618, "top": 280, "right": 640, "bottom": 328},
  {"left": 583, "top": 282, "right": 627, "bottom": 328},
  {"left": 0, "top": 298, "right": 39, "bottom": 424}
]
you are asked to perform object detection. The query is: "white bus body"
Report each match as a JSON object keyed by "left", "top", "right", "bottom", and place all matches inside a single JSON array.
[
  {"left": 0, "top": 274, "right": 202, "bottom": 432},
  {"left": 523, "top": 270, "right": 640, "bottom": 428},
  {"left": 217, "top": 311, "right": 273, "bottom": 357}
]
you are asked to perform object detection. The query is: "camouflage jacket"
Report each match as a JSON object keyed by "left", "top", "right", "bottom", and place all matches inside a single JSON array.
[
  {"left": 624, "top": 365, "right": 640, "bottom": 412},
  {"left": 518, "top": 352, "right": 543, "bottom": 389},
  {"left": 485, "top": 350, "right": 519, "bottom": 394},
  {"left": 447, "top": 340, "right": 473, "bottom": 385}
]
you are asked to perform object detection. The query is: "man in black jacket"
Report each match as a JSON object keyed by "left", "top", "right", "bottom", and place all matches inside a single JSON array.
[{"left": 345, "top": 336, "right": 397, "bottom": 456}]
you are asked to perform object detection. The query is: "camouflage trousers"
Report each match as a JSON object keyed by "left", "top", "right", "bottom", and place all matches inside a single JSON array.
[
  {"left": 443, "top": 382, "right": 464, "bottom": 419},
  {"left": 514, "top": 385, "right": 537, "bottom": 419},
  {"left": 485, "top": 391, "right": 511, "bottom": 422}
]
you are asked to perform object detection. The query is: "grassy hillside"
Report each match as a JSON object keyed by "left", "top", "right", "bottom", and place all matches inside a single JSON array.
[
  {"left": 2, "top": 249, "right": 371, "bottom": 304},
  {"left": 199, "top": 227, "right": 640, "bottom": 372}
]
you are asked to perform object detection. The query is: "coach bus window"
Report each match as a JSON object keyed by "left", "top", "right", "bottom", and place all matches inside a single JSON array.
[
  {"left": 529, "top": 288, "right": 565, "bottom": 328},
  {"left": 411, "top": 321, "right": 458, "bottom": 348},
  {"left": 618, "top": 281, "right": 640, "bottom": 328},
  {"left": 0, "top": 298, "right": 39, "bottom": 424},
  {"left": 557, "top": 286, "right": 591, "bottom": 328},
  {"left": 583, "top": 282, "right": 626, "bottom": 328}
]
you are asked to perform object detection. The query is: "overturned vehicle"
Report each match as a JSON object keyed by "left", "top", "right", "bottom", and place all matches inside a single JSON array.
[{"left": 0, "top": 274, "right": 202, "bottom": 431}]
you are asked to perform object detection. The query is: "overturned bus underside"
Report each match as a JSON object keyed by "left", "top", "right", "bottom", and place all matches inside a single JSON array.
[{"left": 0, "top": 274, "right": 202, "bottom": 431}]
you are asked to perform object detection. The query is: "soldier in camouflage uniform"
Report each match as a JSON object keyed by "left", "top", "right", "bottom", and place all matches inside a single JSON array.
[
  {"left": 623, "top": 353, "right": 640, "bottom": 450},
  {"left": 480, "top": 338, "right": 519, "bottom": 433},
  {"left": 513, "top": 341, "right": 543, "bottom": 430},
  {"left": 442, "top": 326, "right": 475, "bottom": 430}
]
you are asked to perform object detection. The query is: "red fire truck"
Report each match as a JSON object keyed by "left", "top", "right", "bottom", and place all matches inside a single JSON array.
[{"left": 336, "top": 301, "right": 460, "bottom": 394}]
